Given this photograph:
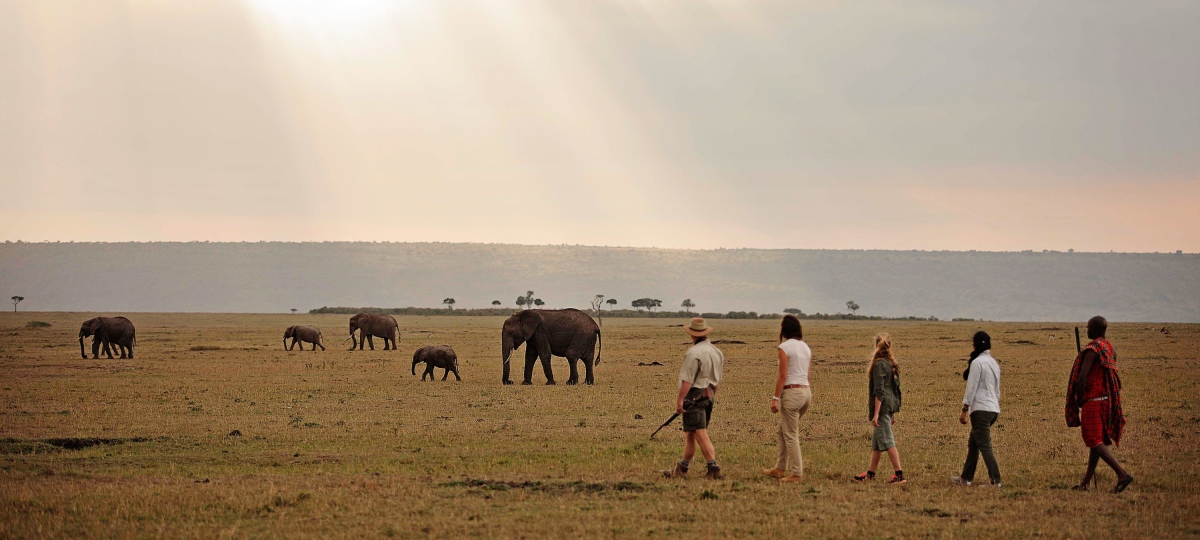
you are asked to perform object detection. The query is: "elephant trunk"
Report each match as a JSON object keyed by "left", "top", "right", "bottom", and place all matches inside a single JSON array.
[
  {"left": 79, "top": 336, "right": 87, "bottom": 359},
  {"left": 502, "top": 333, "right": 514, "bottom": 365},
  {"left": 283, "top": 337, "right": 288, "bottom": 350},
  {"left": 412, "top": 352, "right": 420, "bottom": 376}
]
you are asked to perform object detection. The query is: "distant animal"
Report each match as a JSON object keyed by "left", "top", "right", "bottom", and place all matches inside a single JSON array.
[
  {"left": 412, "top": 345, "right": 461, "bottom": 381},
  {"left": 349, "top": 313, "right": 400, "bottom": 350},
  {"left": 79, "top": 317, "right": 136, "bottom": 359},
  {"left": 283, "top": 325, "right": 325, "bottom": 351},
  {"left": 501, "top": 309, "right": 601, "bottom": 385},
  {"left": 1161, "top": 327, "right": 1170, "bottom": 335}
]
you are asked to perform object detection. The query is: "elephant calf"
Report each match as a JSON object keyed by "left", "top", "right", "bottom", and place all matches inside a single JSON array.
[
  {"left": 412, "top": 345, "right": 460, "bottom": 381},
  {"left": 284, "top": 325, "right": 325, "bottom": 351}
]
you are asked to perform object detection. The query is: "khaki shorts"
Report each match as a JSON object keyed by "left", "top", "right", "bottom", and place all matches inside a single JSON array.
[{"left": 682, "top": 388, "right": 713, "bottom": 432}]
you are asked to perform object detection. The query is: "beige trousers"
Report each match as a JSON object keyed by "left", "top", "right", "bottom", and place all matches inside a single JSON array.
[{"left": 774, "top": 386, "right": 812, "bottom": 476}]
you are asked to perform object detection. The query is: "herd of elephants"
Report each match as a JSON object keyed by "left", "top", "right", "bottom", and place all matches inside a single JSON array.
[{"left": 77, "top": 309, "right": 604, "bottom": 385}]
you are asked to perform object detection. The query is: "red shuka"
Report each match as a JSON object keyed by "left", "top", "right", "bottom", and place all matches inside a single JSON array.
[{"left": 1064, "top": 338, "right": 1126, "bottom": 447}]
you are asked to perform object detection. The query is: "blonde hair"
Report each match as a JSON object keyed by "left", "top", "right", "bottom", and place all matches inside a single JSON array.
[{"left": 868, "top": 333, "right": 900, "bottom": 380}]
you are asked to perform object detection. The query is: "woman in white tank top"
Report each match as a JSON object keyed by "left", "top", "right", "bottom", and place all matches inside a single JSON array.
[{"left": 764, "top": 315, "right": 813, "bottom": 482}]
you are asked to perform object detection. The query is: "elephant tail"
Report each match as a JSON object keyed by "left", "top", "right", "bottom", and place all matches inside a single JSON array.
[
  {"left": 131, "top": 330, "right": 136, "bottom": 349},
  {"left": 595, "top": 328, "right": 602, "bottom": 365}
]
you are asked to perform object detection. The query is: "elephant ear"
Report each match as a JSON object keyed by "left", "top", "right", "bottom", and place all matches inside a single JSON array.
[
  {"left": 520, "top": 311, "right": 552, "bottom": 361},
  {"left": 519, "top": 311, "right": 544, "bottom": 341}
]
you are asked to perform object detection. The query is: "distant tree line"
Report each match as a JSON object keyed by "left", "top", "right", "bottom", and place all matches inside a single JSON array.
[{"left": 308, "top": 306, "right": 939, "bottom": 321}]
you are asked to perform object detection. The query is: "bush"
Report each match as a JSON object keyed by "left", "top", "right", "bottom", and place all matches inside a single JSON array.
[{"left": 25, "top": 321, "right": 51, "bottom": 328}]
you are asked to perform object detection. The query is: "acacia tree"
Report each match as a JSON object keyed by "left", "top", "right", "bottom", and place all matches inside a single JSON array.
[
  {"left": 492, "top": 300, "right": 502, "bottom": 308},
  {"left": 516, "top": 297, "right": 527, "bottom": 310},
  {"left": 784, "top": 308, "right": 804, "bottom": 316},
  {"left": 443, "top": 298, "right": 456, "bottom": 311},
  {"left": 846, "top": 300, "right": 860, "bottom": 315},
  {"left": 533, "top": 298, "right": 545, "bottom": 308},
  {"left": 606, "top": 298, "right": 617, "bottom": 310},
  {"left": 631, "top": 299, "right": 646, "bottom": 312},
  {"left": 290, "top": 308, "right": 297, "bottom": 314},
  {"left": 650, "top": 299, "right": 662, "bottom": 312},
  {"left": 11, "top": 296, "right": 23, "bottom": 313},
  {"left": 681, "top": 299, "right": 695, "bottom": 315}
]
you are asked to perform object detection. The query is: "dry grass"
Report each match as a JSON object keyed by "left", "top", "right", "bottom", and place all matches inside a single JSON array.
[{"left": 0, "top": 312, "right": 1197, "bottom": 538}]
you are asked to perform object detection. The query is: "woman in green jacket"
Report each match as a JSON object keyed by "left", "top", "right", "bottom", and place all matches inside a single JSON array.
[{"left": 853, "top": 333, "right": 905, "bottom": 484}]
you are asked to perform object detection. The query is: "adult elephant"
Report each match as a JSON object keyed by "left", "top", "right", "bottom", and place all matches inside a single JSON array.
[
  {"left": 284, "top": 325, "right": 325, "bottom": 351},
  {"left": 349, "top": 313, "right": 400, "bottom": 351},
  {"left": 501, "top": 309, "right": 601, "bottom": 385},
  {"left": 79, "top": 317, "right": 136, "bottom": 359},
  {"left": 412, "top": 345, "right": 461, "bottom": 381}
]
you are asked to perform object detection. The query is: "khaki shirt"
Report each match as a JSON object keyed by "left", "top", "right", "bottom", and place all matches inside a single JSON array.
[{"left": 680, "top": 340, "right": 724, "bottom": 390}]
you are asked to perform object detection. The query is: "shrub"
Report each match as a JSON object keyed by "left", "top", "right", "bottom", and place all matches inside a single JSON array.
[{"left": 26, "top": 321, "right": 51, "bottom": 328}]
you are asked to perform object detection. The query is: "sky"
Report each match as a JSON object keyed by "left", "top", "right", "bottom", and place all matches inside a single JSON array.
[{"left": 2, "top": 0, "right": 1197, "bottom": 252}]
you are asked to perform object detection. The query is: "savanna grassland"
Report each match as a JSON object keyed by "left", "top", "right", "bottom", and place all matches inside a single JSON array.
[{"left": 1, "top": 313, "right": 1197, "bottom": 539}]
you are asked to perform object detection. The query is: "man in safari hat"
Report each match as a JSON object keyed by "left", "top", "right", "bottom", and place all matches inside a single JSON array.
[{"left": 663, "top": 317, "right": 726, "bottom": 480}]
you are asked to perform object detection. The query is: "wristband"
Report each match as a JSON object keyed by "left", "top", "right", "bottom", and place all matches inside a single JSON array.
[
  {"left": 771, "top": 396, "right": 780, "bottom": 401},
  {"left": 961, "top": 405, "right": 969, "bottom": 412}
]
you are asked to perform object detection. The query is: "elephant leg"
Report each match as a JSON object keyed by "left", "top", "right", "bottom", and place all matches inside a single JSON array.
[
  {"left": 317, "top": 341, "right": 326, "bottom": 351},
  {"left": 103, "top": 341, "right": 114, "bottom": 359},
  {"left": 583, "top": 351, "right": 595, "bottom": 385},
  {"left": 118, "top": 344, "right": 128, "bottom": 359},
  {"left": 91, "top": 339, "right": 100, "bottom": 359},
  {"left": 424, "top": 365, "right": 433, "bottom": 381},
  {"left": 540, "top": 352, "right": 556, "bottom": 385},
  {"left": 453, "top": 366, "right": 461, "bottom": 381},
  {"left": 367, "top": 335, "right": 375, "bottom": 350},
  {"left": 565, "top": 357, "right": 580, "bottom": 385},
  {"left": 128, "top": 344, "right": 133, "bottom": 359},
  {"left": 441, "top": 367, "right": 450, "bottom": 381},
  {"left": 522, "top": 348, "right": 538, "bottom": 385}
]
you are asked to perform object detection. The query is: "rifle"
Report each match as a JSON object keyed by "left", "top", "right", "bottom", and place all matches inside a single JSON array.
[
  {"left": 1074, "top": 327, "right": 1082, "bottom": 354},
  {"left": 650, "top": 398, "right": 696, "bottom": 439}
]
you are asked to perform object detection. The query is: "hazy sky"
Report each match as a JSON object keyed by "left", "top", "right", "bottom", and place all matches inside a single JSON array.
[{"left": 2, "top": 0, "right": 1197, "bottom": 251}]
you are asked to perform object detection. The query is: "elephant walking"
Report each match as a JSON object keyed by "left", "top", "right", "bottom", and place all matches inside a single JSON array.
[
  {"left": 412, "top": 345, "right": 461, "bottom": 381},
  {"left": 284, "top": 325, "right": 325, "bottom": 351},
  {"left": 349, "top": 313, "right": 400, "bottom": 350},
  {"left": 79, "top": 317, "right": 136, "bottom": 359},
  {"left": 501, "top": 309, "right": 601, "bottom": 385}
]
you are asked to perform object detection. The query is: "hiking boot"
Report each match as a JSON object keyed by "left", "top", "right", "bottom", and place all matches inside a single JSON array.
[
  {"left": 889, "top": 473, "right": 907, "bottom": 485},
  {"left": 780, "top": 475, "right": 803, "bottom": 483},
  {"left": 950, "top": 476, "right": 971, "bottom": 486},
  {"left": 762, "top": 468, "right": 786, "bottom": 479},
  {"left": 853, "top": 471, "right": 876, "bottom": 482},
  {"left": 663, "top": 463, "right": 688, "bottom": 479},
  {"left": 705, "top": 464, "right": 725, "bottom": 480}
]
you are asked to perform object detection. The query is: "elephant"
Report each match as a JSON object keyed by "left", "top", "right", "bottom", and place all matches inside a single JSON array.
[
  {"left": 412, "top": 345, "right": 461, "bottom": 381},
  {"left": 501, "top": 308, "right": 601, "bottom": 385},
  {"left": 349, "top": 313, "right": 400, "bottom": 350},
  {"left": 79, "top": 317, "right": 136, "bottom": 359},
  {"left": 284, "top": 325, "right": 325, "bottom": 351}
]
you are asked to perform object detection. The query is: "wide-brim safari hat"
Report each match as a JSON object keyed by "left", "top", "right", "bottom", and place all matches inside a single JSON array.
[{"left": 685, "top": 317, "right": 713, "bottom": 337}]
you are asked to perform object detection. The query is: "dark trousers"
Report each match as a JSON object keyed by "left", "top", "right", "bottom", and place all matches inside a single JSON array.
[{"left": 962, "top": 411, "right": 1001, "bottom": 483}]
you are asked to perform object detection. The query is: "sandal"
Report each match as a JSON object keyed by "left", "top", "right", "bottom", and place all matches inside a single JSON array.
[{"left": 1113, "top": 476, "right": 1134, "bottom": 493}]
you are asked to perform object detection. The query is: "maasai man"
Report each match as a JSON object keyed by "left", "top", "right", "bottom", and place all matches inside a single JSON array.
[{"left": 1065, "top": 316, "right": 1134, "bottom": 493}]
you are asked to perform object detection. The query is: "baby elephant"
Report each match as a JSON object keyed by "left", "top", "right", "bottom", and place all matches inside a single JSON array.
[
  {"left": 412, "top": 345, "right": 461, "bottom": 381},
  {"left": 284, "top": 325, "right": 325, "bottom": 351}
]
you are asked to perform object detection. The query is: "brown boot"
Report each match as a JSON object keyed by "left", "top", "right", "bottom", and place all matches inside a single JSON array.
[
  {"left": 663, "top": 462, "right": 688, "bottom": 479},
  {"left": 705, "top": 464, "right": 725, "bottom": 480}
]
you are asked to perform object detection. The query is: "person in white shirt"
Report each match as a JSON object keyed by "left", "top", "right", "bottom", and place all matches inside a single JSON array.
[
  {"left": 762, "top": 315, "right": 812, "bottom": 483},
  {"left": 952, "top": 331, "right": 1003, "bottom": 487}
]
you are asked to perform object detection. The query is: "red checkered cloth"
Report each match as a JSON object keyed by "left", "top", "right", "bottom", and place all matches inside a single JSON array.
[
  {"left": 1080, "top": 400, "right": 1112, "bottom": 448},
  {"left": 1065, "top": 338, "right": 1125, "bottom": 447}
]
